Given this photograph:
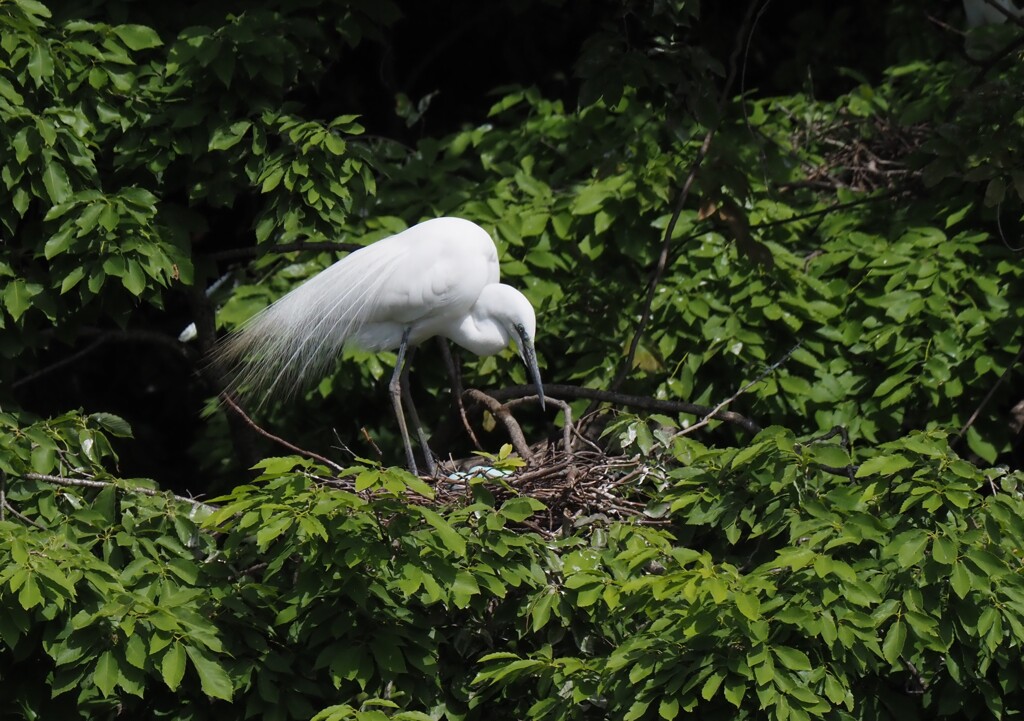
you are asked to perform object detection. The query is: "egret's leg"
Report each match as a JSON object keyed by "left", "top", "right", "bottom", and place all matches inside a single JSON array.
[
  {"left": 389, "top": 328, "right": 418, "bottom": 475},
  {"left": 399, "top": 352, "right": 436, "bottom": 476}
]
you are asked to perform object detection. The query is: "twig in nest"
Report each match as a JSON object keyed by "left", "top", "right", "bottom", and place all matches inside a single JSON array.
[
  {"left": 505, "top": 395, "right": 575, "bottom": 454},
  {"left": 463, "top": 389, "right": 535, "bottom": 463},
  {"left": 220, "top": 393, "right": 344, "bottom": 472}
]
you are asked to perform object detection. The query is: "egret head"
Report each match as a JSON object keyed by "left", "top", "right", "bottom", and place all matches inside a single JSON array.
[{"left": 475, "top": 284, "right": 545, "bottom": 410}]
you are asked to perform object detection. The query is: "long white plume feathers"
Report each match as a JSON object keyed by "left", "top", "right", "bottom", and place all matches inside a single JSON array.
[{"left": 213, "top": 240, "right": 399, "bottom": 403}]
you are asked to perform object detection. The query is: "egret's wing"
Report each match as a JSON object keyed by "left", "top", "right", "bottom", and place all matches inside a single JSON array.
[{"left": 213, "top": 218, "right": 497, "bottom": 401}]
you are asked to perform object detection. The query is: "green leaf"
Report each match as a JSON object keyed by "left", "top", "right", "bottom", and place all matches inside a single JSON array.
[
  {"left": 723, "top": 678, "right": 746, "bottom": 707},
  {"left": 42, "top": 161, "right": 72, "bottom": 204},
  {"left": 61, "top": 266, "right": 86, "bottom": 294},
  {"left": 500, "top": 496, "right": 545, "bottom": 522},
  {"left": 0, "top": 77, "right": 25, "bottom": 105},
  {"left": 950, "top": 561, "right": 972, "bottom": 599},
  {"left": 4, "top": 280, "right": 42, "bottom": 321},
  {"left": 18, "top": 574, "right": 42, "bottom": 609},
  {"left": 415, "top": 506, "right": 467, "bottom": 556},
  {"left": 113, "top": 24, "right": 163, "bottom": 50},
  {"left": 255, "top": 514, "right": 293, "bottom": 548},
  {"left": 855, "top": 454, "right": 913, "bottom": 477},
  {"left": 571, "top": 184, "right": 608, "bottom": 215},
  {"left": 94, "top": 651, "right": 119, "bottom": 697},
  {"left": 14, "top": 0, "right": 52, "bottom": 18},
  {"left": 774, "top": 646, "right": 811, "bottom": 671},
  {"left": 90, "top": 412, "right": 134, "bottom": 437},
  {"left": 44, "top": 227, "right": 75, "bottom": 259},
  {"left": 30, "top": 444, "right": 55, "bottom": 473},
  {"left": 28, "top": 44, "right": 54, "bottom": 85},
  {"left": 700, "top": 671, "right": 725, "bottom": 700},
  {"left": 735, "top": 593, "right": 761, "bottom": 620},
  {"left": 895, "top": 531, "right": 929, "bottom": 568},
  {"left": 122, "top": 259, "right": 146, "bottom": 296},
  {"left": 882, "top": 620, "right": 906, "bottom": 664},
  {"left": 209, "top": 121, "right": 252, "bottom": 151},
  {"left": 354, "top": 469, "right": 379, "bottom": 491},
  {"left": 932, "top": 535, "right": 957, "bottom": 565},
  {"left": 162, "top": 643, "right": 186, "bottom": 690},
  {"left": 125, "top": 633, "right": 147, "bottom": 670},
  {"left": 184, "top": 645, "right": 233, "bottom": 700},
  {"left": 965, "top": 427, "right": 998, "bottom": 464}
]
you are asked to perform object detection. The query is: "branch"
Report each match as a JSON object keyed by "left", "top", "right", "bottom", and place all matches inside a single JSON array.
[
  {"left": 438, "top": 339, "right": 482, "bottom": 448},
  {"left": 463, "top": 389, "right": 536, "bottom": 463},
  {"left": 220, "top": 393, "right": 345, "bottom": 472},
  {"left": 12, "top": 328, "right": 191, "bottom": 390},
  {"left": 2, "top": 499, "right": 47, "bottom": 530},
  {"left": 505, "top": 394, "right": 575, "bottom": 454},
  {"left": 673, "top": 343, "right": 799, "bottom": 439},
  {"left": 953, "top": 343, "right": 1024, "bottom": 447},
  {"left": 487, "top": 384, "right": 761, "bottom": 434},
  {"left": 21, "top": 473, "right": 213, "bottom": 510},
  {"left": 611, "top": 0, "right": 762, "bottom": 392},
  {"left": 980, "top": 0, "right": 1024, "bottom": 28}
]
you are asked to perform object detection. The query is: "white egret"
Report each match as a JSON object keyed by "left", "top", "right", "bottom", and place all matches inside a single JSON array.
[
  {"left": 963, "top": 0, "right": 1021, "bottom": 27},
  {"left": 214, "top": 217, "right": 545, "bottom": 474}
]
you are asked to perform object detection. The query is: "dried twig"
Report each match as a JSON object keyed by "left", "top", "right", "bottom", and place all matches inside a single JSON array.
[
  {"left": 489, "top": 383, "right": 760, "bottom": 433},
  {"left": 612, "top": 0, "right": 763, "bottom": 392},
  {"left": 673, "top": 342, "right": 800, "bottom": 439},
  {"left": 464, "top": 389, "right": 535, "bottom": 462},
  {"left": 220, "top": 393, "right": 345, "bottom": 472},
  {"left": 953, "top": 343, "right": 1024, "bottom": 447}
]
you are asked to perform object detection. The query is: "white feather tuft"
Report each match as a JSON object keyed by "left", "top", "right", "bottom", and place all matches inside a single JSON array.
[{"left": 212, "top": 217, "right": 499, "bottom": 404}]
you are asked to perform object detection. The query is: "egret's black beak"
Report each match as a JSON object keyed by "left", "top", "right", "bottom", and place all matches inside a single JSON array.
[{"left": 515, "top": 326, "right": 545, "bottom": 410}]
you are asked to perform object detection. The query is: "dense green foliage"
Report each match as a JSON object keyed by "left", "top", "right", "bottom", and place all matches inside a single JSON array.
[{"left": 2, "top": 0, "right": 1023, "bottom": 718}]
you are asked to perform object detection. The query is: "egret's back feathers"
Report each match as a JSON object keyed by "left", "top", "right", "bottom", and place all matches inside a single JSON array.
[{"left": 214, "top": 217, "right": 517, "bottom": 402}]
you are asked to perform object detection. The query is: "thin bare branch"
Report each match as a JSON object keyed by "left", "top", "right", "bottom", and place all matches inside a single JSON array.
[
  {"left": 206, "top": 241, "right": 362, "bottom": 263},
  {"left": 612, "top": 0, "right": 763, "bottom": 392},
  {"left": 673, "top": 342, "right": 799, "bottom": 439},
  {"left": 487, "top": 384, "right": 761, "bottom": 433},
  {"left": 220, "top": 393, "right": 345, "bottom": 472},
  {"left": 21, "top": 472, "right": 213, "bottom": 510},
  {"left": 954, "top": 343, "right": 1024, "bottom": 446}
]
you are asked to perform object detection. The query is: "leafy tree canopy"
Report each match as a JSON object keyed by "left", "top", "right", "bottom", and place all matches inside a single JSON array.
[{"left": 1, "top": 0, "right": 1022, "bottom": 719}]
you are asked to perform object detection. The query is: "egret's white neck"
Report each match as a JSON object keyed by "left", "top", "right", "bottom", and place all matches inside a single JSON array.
[
  {"left": 445, "top": 283, "right": 537, "bottom": 357},
  {"left": 447, "top": 297, "right": 512, "bottom": 356}
]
